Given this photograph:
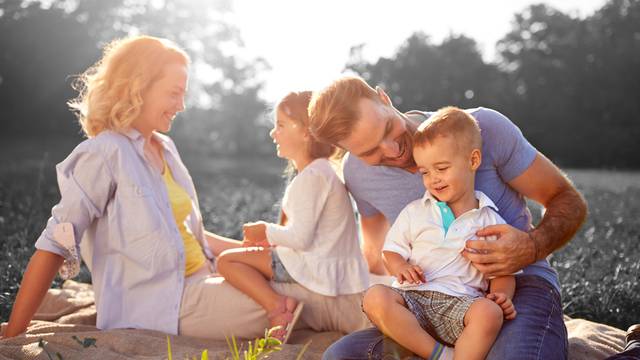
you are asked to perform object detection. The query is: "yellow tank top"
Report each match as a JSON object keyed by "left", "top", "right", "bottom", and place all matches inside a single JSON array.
[{"left": 162, "top": 161, "right": 206, "bottom": 276}]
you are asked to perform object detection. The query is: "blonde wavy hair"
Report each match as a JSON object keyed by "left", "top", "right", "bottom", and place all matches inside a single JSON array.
[{"left": 68, "top": 35, "right": 190, "bottom": 138}]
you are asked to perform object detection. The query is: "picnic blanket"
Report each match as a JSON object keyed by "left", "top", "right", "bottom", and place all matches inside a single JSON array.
[{"left": 0, "top": 280, "right": 628, "bottom": 359}]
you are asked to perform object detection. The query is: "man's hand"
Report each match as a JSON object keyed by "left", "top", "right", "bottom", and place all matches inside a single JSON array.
[
  {"left": 463, "top": 224, "right": 536, "bottom": 277},
  {"left": 242, "top": 222, "right": 268, "bottom": 247},
  {"left": 393, "top": 263, "right": 426, "bottom": 285},
  {"left": 486, "top": 292, "right": 517, "bottom": 320}
]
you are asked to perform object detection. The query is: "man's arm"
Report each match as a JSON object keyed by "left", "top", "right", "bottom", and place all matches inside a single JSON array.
[
  {"left": 360, "top": 212, "right": 390, "bottom": 275},
  {"left": 509, "top": 152, "right": 588, "bottom": 259},
  {"left": 465, "top": 153, "right": 587, "bottom": 275}
]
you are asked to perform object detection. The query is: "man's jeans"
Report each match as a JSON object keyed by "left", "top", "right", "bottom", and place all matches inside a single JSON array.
[
  {"left": 323, "top": 275, "right": 568, "bottom": 360},
  {"left": 605, "top": 340, "right": 640, "bottom": 359},
  {"left": 606, "top": 348, "right": 640, "bottom": 360}
]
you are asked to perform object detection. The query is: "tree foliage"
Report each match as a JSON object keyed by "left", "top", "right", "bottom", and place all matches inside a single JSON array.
[
  {"left": 2, "top": 0, "right": 639, "bottom": 164},
  {"left": 346, "top": 0, "right": 640, "bottom": 168},
  {"left": 0, "top": 0, "right": 270, "bottom": 155}
]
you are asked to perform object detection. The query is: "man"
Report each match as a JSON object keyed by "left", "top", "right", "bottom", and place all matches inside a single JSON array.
[{"left": 309, "top": 76, "right": 587, "bottom": 359}]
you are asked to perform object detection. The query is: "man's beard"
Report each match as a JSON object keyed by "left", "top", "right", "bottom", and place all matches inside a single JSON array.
[
  {"left": 379, "top": 116, "right": 419, "bottom": 169},
  {"left": 379, "top": 130, "right": 416, "bottom": 169}
]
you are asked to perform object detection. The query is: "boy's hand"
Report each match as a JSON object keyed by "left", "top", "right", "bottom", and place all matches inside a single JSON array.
[
  {"left": 242, "top": 222, "right": 268, "bottom": 245},
  {"left": 486, "top": 292, "right": 517, "bottom": 320},
  {"left": 394, "top": 263, "right": 426, "bottom": 285}
]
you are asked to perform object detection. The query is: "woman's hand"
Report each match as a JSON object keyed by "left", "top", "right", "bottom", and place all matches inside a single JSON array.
[
  {"left": 242, "top": 221, "right": 269, "bottom": 247},
  {"left": 486, "top": 292, "right": 517, "bottom": 320}
]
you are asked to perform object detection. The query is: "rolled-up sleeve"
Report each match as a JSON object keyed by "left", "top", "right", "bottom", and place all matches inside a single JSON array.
[{"left": 35, "top": 141, "right": 115, "bottom": 259}]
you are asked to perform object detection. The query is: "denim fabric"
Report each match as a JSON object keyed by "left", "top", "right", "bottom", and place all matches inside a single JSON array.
[
  {"left": 323, "top": 275, "right": 567, "bottom": 360},
  {"left": 486, "top": 275, "right": 567, "bottom": 360},
  {"left": 271, "top": 249, "right": 297, "bottom": 283},
  {"left": 322, "top": 326, "right": 421, "bottom": 360},
  {"left": 605, "top": 340, "right": 640, "bottom": 360}
]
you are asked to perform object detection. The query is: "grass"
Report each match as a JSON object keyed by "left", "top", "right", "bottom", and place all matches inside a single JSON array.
[
  {"left": 547, "top": 182, "right": 640, "bottom": 329},
  {"left": 223, "top": 328, "right": 283, "bottom": 360},
  {"left": 1, "top": 147, "right": 639, "bottom": 332},
  {"left": 165, "top": 327, "right": 309, "bottom": 359}
]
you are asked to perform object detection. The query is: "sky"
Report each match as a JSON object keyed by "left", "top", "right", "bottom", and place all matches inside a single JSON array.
[{"left": 231, "top": 0, "right": 607, "bottom": 102}]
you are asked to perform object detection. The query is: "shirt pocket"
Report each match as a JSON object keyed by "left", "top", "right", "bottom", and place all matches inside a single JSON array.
[{"left": 116, "top": 183, "right": 162, "bottom": 243}]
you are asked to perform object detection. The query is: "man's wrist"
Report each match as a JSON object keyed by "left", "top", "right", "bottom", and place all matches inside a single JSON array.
[{"left": 528, "top": 230, "right": 540, "bottom": 263}]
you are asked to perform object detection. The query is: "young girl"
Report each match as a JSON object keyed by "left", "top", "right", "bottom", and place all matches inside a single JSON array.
[{"left": 216, "top": 91, "right": 369, "bottom": 343}]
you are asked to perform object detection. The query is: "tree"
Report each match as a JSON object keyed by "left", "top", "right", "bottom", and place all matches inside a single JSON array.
[
  {"left": 497, "top": 4, "right": 585, "bottom": 164},
  {"left": 0, "top": 0, "right": 272, "bottom": 156},
  {"left": 346, "top": 0, "right": 640, "bottom": 168},
  {"left": 346, "top": 33, "right": 511, "bottom": 120},
  {"left": 497, "top": 1, "right": 640, "bottom": 167},
  {"left": 0, "top": 3, "right": 97, "bottom": 136}
]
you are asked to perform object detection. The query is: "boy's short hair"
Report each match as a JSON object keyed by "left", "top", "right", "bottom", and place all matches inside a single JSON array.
[{"left": 413, "top": 106, "right": 482, "bottom": 152}]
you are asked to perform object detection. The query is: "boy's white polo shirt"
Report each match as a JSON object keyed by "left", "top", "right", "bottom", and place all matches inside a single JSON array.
[{"left": 383, "top": 190, "right": 506, "bottom": 298}]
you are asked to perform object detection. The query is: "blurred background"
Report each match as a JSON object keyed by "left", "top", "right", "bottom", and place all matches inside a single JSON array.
[{"left": 0, "top": 0, "right": 639, "bottom": 330}]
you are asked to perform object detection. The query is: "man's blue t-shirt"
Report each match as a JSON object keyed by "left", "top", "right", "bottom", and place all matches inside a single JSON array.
[{"left": 344, "top": 107, "right": 560, "bottom": 291}]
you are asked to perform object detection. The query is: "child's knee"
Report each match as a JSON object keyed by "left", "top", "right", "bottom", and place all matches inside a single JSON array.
[
  {"left": 467, "top": 298, "right": 503, "bottom": 332},
  {"left": 362, "top": 285, "right": 394, "bottom": 317},
  {"left": 216, "top": 253, "right": 232, "bottom": 273}
]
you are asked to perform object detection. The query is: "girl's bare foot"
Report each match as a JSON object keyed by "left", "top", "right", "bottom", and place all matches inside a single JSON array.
[{"left": 267, "top": 296, "right": 304, "bottom": 343}]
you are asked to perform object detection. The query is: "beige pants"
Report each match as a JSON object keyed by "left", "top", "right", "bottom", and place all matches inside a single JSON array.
[{"left": 178, "top": 266, "right": 369, "bottom": 340}]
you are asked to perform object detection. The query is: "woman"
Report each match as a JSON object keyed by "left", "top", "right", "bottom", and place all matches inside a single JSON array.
[{"left": 3, "top": 36, "right": 368, "bottom": 339}]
